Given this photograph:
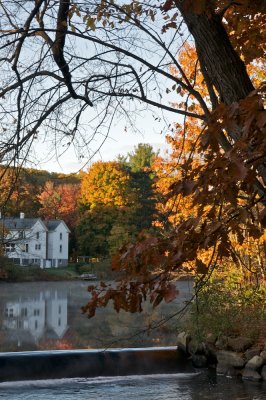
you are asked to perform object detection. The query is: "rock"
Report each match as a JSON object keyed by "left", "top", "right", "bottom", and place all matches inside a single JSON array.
[
  {"left": 206, "top": 333, "right": 217, "bottom": 345},
  {"left": 216, "top": 351, "right": 245, "bottom": 368},
  {"left": 192, "top": 354, "right": 208, "bottom": 368},
  {"left": 177, "top": 332, "right": 191, "bottom": 354},
  {"left": 242, "top": 368, "right": 262, "bottom": 382},
  {"left": 226, "top": 366, "right": 242, "bottom": 378},
  {"left": 261, "top": 365, "right": 266, "bottom": 381},
  {"left": 227, "top": 336, "right": 254, "bottom": 352},
  {"left": 245, "top": 347, "right": 261, "bottom": 361},
  {"left": 215, "top": 336, "right": 228, "bottom": 350},
  {"left": 216, "top": 362, "right": 229, "bottom": 375},
  {"left": 187, "top": 339, "right": 206, "bottom": 355},
  {"left": 245, "top": 355, "right": 264, "bottom": 370},
  {"left": 216, "top": 363, "right": 240, "bottom": 377},
  {"left": 260, "top": 350, "right": 266, "bottom": 363}
]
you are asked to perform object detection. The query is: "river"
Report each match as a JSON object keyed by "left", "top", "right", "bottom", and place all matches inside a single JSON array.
[
  {"left": 0, "top": 280, "right": 265, "bottom": 399},
  {"left": 0, "top": 280, "right": 193, "bottom": 351}
]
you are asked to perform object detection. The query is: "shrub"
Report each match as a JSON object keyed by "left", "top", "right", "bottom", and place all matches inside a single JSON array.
[{"left": 186, "top": 268, "right": 266, "bottom": 343}]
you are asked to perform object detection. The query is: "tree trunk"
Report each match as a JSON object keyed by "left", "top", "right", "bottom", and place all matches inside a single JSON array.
[
  {"left": 177, "top": 5, "right": 266, "bottom": 195},
  {"left": 178, "top": 8, "right": 255, "bottom": 104}
]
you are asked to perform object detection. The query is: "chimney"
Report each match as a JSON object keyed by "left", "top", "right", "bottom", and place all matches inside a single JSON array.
[{"left": 20, "top": 212, "right": 25, "bottom": 219}]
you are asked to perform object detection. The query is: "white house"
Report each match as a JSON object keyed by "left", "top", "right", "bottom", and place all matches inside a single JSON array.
[{"left": 1, "top": 213, "right": 70, "bottom": 267}]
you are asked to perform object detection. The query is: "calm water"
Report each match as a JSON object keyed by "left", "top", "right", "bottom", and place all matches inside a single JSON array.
[
  {"left": 0, "top": 281, "right": 266, "bottom": 399},
  {"left": 0, "top": 280, "right": 193, "bottom": 351},
  {"left": 0, "top": 373, "right": 265, "bottom": 400}
]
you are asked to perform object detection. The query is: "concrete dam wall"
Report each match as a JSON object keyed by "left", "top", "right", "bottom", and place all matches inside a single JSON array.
[{"left": 0, "top": 347, "right": 192, "bottom": 381}]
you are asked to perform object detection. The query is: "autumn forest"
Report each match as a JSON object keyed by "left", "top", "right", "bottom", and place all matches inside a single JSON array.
[{"left": 0, "top": 0, "right": 265, "bottom": 355}]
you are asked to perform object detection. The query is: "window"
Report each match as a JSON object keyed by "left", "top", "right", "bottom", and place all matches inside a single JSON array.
[
  {"left": 60, "top": 232, "right": 62, "bottom": 240},
  {"left": 36, "top": 232, "right": 39, "bottom": 239},
  {"left": 19, "top": 231, "right": 25, "bottom": 239},
  {"left": 58, "top": 318, "right": 61, "bottom": 327},
  {"left": 34, "top": 309, "right": 40, "bottom": 316},
  {"left": 21, "top": 308, "right": 27, "bottom": 317},
  {"left": 35, "top": 320, "right": 38, "bottom": 330},
  {"left": 35, "top": 244, "right": 41, "bottom": 250},
  {"left": 17, "top": 320, "right": 23, "bottom": 329},
  {"left": 5, "top": 243, "right": 15, "bottom": 253},
  {"left": 5, "top": 308, "right": 14, "bottom": 317},
  {"left": 58, "top": 305, "right": 61, "bottom": 314},
  {"left": 22, "top": 244, "right": 29, "bottom": 253},
  {"left": 59, "top": 244, "right": 62, "bottom": 253}
]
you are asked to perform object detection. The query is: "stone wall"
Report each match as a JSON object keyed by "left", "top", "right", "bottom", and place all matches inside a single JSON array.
[{"left": 177, "top": 332, "right": 266, "bottom": 382}]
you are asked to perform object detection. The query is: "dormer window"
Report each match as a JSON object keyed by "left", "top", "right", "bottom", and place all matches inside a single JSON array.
[{"left": 19, "top": 231, "right": 25, "bottom": 239}]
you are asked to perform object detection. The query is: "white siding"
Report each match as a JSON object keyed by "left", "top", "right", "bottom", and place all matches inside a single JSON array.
[
  {"left": 48, "top": 222, "right": 69, "bottom": 266},
  {"left": 27, "top": 220, "right": 47, "bottom": 261}
]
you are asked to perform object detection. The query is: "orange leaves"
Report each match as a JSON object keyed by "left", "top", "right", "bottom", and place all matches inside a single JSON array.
[
  {"left": 223, "top": 0, "right": 266, "bottom": 63},
  {"left": 38, "top": 181, "right": 80, "bottom": 227},
  {"left": 80, "top": 161, "right": 132, "bottom": 208}
]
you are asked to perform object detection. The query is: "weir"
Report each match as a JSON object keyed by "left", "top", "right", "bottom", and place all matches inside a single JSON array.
[{"left": 0, "top": 347, "right": 192, "bottom": 382}]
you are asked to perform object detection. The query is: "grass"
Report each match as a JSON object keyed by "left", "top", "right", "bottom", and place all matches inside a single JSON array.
[{"left": 0, "top": 258, "right": 120, "bottom": 282}]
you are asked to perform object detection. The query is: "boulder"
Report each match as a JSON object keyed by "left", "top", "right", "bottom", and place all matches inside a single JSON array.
[
  {"left": 245, "top": 347, "right": 261, "bottom": 361},
  {"left": 261, "top": 365, "right": 266, "bottom": 381},
  {"left": 205, "top": 333, "right": 217, "bottom": 345},
  {"left": 216, "top": 362, "right": 229, "bottom": 375},
  {"left": 216, "top": 351, "right": 245, "bottom": 368},
  {"left": 260, "top": 350, "right": 266, "bottom": 363},
  {"left": 216, "top": 363, "right": 240, "bottom": 377},
  {"left": 245, "top": 355, "right": 264, "bottom": 370},
  {"left": 187, "top": 339, "right": 206, "bottom": 355},
  {"left": 192, "top": 354, "right": 208, "bottom": 368},
  {"left": 227, "top": 337, "right": 254, "bottom": 352},
  {"left": 242, "top": 368, "right": 262, "bottom": 382},
  {"left": 176, "top": 332, "right": 191, "bottom": 354}
]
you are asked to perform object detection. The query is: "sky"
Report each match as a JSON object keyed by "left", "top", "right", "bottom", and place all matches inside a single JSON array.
[{"left": 32, "top": 105, "right": 177, "bottom": 174}]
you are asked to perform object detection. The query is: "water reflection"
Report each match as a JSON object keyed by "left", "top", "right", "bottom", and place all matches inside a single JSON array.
[
  {"left": 3, "top": 288, "right": 68, "bottom": 347},
  {"left": 0, "top": 280, "right": 193, "bottom": 352}
]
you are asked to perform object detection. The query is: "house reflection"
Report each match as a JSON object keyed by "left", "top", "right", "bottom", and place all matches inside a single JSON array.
[{"left": 3, "top": 289, "right": 68, "bottom": 348}]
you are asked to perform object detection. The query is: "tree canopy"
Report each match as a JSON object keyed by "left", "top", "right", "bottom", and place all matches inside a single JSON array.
[{"left": 0, "top": 0, "right": 265, "bottom": 316}]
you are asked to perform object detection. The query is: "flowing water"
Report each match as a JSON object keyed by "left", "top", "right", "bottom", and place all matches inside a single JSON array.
[{"left": 0, "top": 373, "right": 265, "bottom": 400}]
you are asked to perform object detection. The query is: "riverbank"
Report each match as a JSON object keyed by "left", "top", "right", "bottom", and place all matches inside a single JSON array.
[
  {"left": 0, "top": 259, "right": 120, "bottom": 282},
  {"left": 0, "top": 264, "right": 79, "bottom": 282}
]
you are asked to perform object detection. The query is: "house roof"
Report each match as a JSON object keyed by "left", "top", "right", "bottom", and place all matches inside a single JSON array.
[
  {"left": 45, "top": 220, "right": 61, "bottom": 231},
  {"left": 45, "top": 220, "right": 71, "bottom": 233},
  {"left": 1, "top": 217, "right": 70, "bottom": 232},
  {"left": 1, "top": 218, "right": 41, "bottom": 230}
]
